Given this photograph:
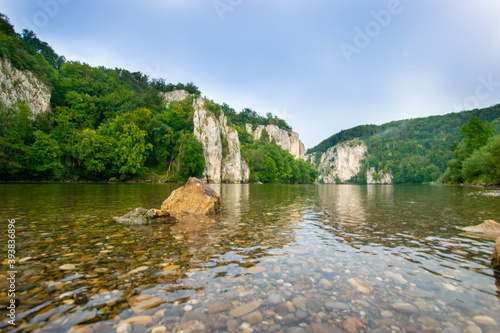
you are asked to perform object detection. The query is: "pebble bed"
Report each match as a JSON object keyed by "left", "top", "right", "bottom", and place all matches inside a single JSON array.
[{"left": 0, "top": 184, "right": 499, "bottom": 333}]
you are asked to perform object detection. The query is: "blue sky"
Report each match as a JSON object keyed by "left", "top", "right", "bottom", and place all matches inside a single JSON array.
[{"left": 2, "top": 0, "right": 500, "bottom": 149}]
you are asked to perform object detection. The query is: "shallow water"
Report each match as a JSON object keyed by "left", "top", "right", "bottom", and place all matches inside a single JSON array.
[{"left": 0, "top": 184, "right": 499, "bottom": 332}]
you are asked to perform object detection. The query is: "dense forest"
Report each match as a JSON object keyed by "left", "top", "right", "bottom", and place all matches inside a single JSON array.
[
  {"left": 0, "top": 14, "right": 315, "bottom": 183},
  {"left": 308, "top": 105, "right": 500, "bottom": 184}
]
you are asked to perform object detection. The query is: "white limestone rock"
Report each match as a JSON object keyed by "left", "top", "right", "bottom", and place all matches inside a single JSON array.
[
  {"left": 159, "top": 89, "right": 190, "bottom": 106},
  {"left": 307, "top": 140, "right": 393, "bottom": 184},
  {"left": 247, "top": 124, "right": 306, "bottom": 160},
  {"left": 0, "top": 57, "right": 50, "bottom": 116},
  {"left": 192, "top": 98, "right": 249, "bottom": 183},
  {"left": 366, "top": 167, "right": 393, "bottom": 184}
]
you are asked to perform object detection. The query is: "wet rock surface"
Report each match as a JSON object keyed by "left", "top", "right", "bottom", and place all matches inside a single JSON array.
[{"left": 161, "top": 177, "right": 221, "bottom": 218}]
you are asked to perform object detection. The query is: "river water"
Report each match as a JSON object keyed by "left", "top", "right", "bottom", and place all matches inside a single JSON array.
[{"left": 0, "top": 184, "right": 499, "bottom": 332}]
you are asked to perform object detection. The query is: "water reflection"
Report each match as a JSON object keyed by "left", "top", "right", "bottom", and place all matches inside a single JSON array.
[{"left": 0, "top": 184, "right": 499, "bottom": 332}]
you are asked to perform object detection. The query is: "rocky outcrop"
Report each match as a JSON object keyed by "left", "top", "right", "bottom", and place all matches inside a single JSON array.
[
  {"left": 158, "top": 91, "right": 249, "bottom": 184},
  {"left": 0, "top": 57, "right": 51, "bottom": 115},
  {"left": 115, "top": 178, "right": 221, "bottom": 224},
  {"left": 246, "top": 124, "right": 306, "bottom": 160},
  {"left": 115, "top": 207, "right": 164, "bottom": 225},
  {"left": 159, "top": 89, "right": 190, "bottom": 106},
  {"left": 308, "top": 140, "right": 367, "bottom": 183},
  {"left": 463, "top": 220, "right": 500, "bottom": 237},
  {"left": 161, "top": 177, "right": 221, "bottom": 218},
  {"left": 193, "top": 98, "right": 249, "bottom": 183},
  {"left": 307, "top": 140, "right": 393, "bottom": 184},
  {"left": 366, "top": 167, "right": 393, "bottom": 185}
]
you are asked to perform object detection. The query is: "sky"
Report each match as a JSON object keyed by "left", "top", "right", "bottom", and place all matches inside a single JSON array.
[{"left": 1, "top": 0, "right": 500, "bottom": 149}]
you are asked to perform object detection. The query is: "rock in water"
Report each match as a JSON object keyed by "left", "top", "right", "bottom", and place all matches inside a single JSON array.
[
  {"left": 161, "top": 177, "right": 221, "bottom": 218},
  {"left": 115, "top": 207, "right": 163, "bottom": 225},
  {"left": 463, "top": 220, "right": 500, "bottom": 237},
  {"left": 492, "top": 238, "right": 500, "bottom": 270}
]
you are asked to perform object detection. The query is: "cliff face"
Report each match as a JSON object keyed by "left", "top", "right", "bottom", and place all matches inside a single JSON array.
[
  {"left": 161, "top": 90, "right": 249, "bottom": 183},
  {"left": 193, "top": 98, "right": 249, "bottom": 183},
  {"left": 308, "top": 140, "right": 367, "bottom": 183},
  {"left": 0, "top": 57, "right": 51, "bottom": 115},
  {"left": 160, "top": 90, "right": 190, "bottom": 107},
  {"left": 246, "top": 124, "right": 306, "bottom": 160},
  {"left": 307, "top": 140, "right": 393, "bottom": 184},
  {"left": 366, "top": 167, "right": 392, "bottom": 185}
]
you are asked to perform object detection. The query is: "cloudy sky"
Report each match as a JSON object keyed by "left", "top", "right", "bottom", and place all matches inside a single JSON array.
[{"left": 2, "top": 0, "right": 500, "bottom": 148}]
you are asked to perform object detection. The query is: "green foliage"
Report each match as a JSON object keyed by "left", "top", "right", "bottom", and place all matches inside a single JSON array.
[
  {"left": 310, "top": 104, "right": 500, "bottom": 184},
  {"left": 460, "top": 116, "right": 495, "bottom": 153},
  {"left": 440, "top": 117, "right": 497, "bottom": 184},
  {"left": 204, "top": 99, "right": 222, "bottom": 118},
  {"left": 242, "top": 142, "right": 317, "bottom": 183},
  {"left": 74, "top": 129, "right": 115, "bottom": 177},
  {"left": 221, "top": 104, "right": 292, "bottom": 131},
  {"left": 260, "top": 128, "right": 270, "bottom": 144},
  {"left": 114, "top": 122, "right": 152, "bottom": 178},
  {"left": 178, "top": 134, "right": 205, "bottom": 180},
  {"left": 0, "top": 103, "right": 32, "bottom": 177},
  {"left": 457, "top": 135, "right": 500, "bottom": 184},
  {"left": 0, "top": 14, "right": 59, "bottom": 86},
  {"left": 25, "top": 130, "right": 64, "bottom": 179}
]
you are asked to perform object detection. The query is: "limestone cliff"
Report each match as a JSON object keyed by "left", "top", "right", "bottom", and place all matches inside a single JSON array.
[
  {"left": 307, "top": 140, "right": 393, "bottom": 184},
  {"left": 366, "top": 167, "right": 392, "bottom": 185},
  {"left": 193, "top": 98, "right": 249, "bottom": 183},
  {"left": 0, "top": 57, "right": 51, "bottom": 115},
  {"left": 160, "top": 90, "right": 249, "bottom": 183},
  {"left": 246, "top": 124, "right": 306, "bottom": 160},
  {"left": 160, "top": 90, "right": 190, "bottom": 107}
]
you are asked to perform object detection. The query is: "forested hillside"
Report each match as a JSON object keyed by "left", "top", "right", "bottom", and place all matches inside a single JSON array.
[
  {"left": 0, "top": 14, "right": 315, "bottom": 183},
  {"left": 308, "top": 105, "right": 500, "bottom": 184}
]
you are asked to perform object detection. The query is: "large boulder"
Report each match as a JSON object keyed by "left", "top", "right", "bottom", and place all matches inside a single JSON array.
[
  {"left": 115, "top": 208, "right": 164, "bottom": 225},
  {"left": 161, "top": 177, "right": 221, "bottom": 218},
  {"left": 463, "top": 220, "right": 500, "bottom": 237}
]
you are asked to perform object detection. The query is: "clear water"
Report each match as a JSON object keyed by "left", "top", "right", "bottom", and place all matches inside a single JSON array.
[{"left": 0, "top": 184, "right": 499, "bottom": 332}]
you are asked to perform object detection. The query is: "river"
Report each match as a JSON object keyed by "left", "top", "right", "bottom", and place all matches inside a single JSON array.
[{"left": 0, "top": 184, "right": 499, "bottom": 332}]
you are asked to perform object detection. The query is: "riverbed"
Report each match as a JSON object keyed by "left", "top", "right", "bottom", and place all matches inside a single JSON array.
[{"left": 0, "top": 184, "right": 499, "bottom": 332}]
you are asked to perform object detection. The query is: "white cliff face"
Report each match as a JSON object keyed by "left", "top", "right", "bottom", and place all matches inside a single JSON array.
[
  {"left": 159, "top": 90, "right": 190, "bottom": 106},
  {"left": 192, "top": 98, "right": 249, "bottom": 183},
  {"left": 193, "top": 98, "right": 222, "bottom": 183},
  {"left": 308, "top": 140, "right": 367, "bottom": 183},
  {"left": 247, "top": 124, "right": 306, "bottom": 160},
  {"left": 307, "top": 140, "right": 393, "bottom": 184},
  {"left": 0, "top": 57, "right": 51, "bottom": 115},
  {"left": 366, "top": 167, "right": 392, "bottom": 184}
]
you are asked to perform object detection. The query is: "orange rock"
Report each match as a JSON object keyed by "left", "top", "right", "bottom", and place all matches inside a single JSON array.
[
  {"left": 67, "top": 324, "right": 93, "bottom": 333},
  {"left": 123, "top": 315, "right": 153, "bottom": 325},
  {"left": 348, "top": 278, "right": 373, "bottom": 294},
  {"left": 128, "top": 294, "right": 163, "bottom": 314},
  {"left": 343, "top": 317, "right": 365, "bottom": 333},
  {"left": 161, "top": 177, "right": 221, "bottom": 218}
]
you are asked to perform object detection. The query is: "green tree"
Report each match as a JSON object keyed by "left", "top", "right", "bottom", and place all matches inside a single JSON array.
[
  {"left": 460, "top": 116, "right": 495, "bottom": 153},
  {"left": 462, "top": 135, "right": 500, "bottom": 183},
  {"left": 25, "top": 130, "right": 64, "bottom": 178},
  {"left": 114, "top": 123, "right": 152, "bottom": 178},
  {"left": 0, "top": 103, "right": 32, "bottom": 178},
  {"left": 178, "top": 134, "right": 205, "bottom": 180},
  {"left": 75, "top": 129, "right": 115, "bottom": 177}
]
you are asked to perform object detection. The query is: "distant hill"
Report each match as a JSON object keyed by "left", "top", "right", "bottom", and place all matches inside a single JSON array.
[{"left": 307, "top": 105, "right": 500, "bottom": 184}]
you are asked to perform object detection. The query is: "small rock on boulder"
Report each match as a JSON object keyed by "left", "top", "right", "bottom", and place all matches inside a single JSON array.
[
  {"left": 115, "top": 208, "right": 163, "bottom": 225},
  {"left": 463, "top": 220, "right": 500, "bottom": 237},
  {"left": 161, "top": 177, "right": 220, "bottom": 218}
]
